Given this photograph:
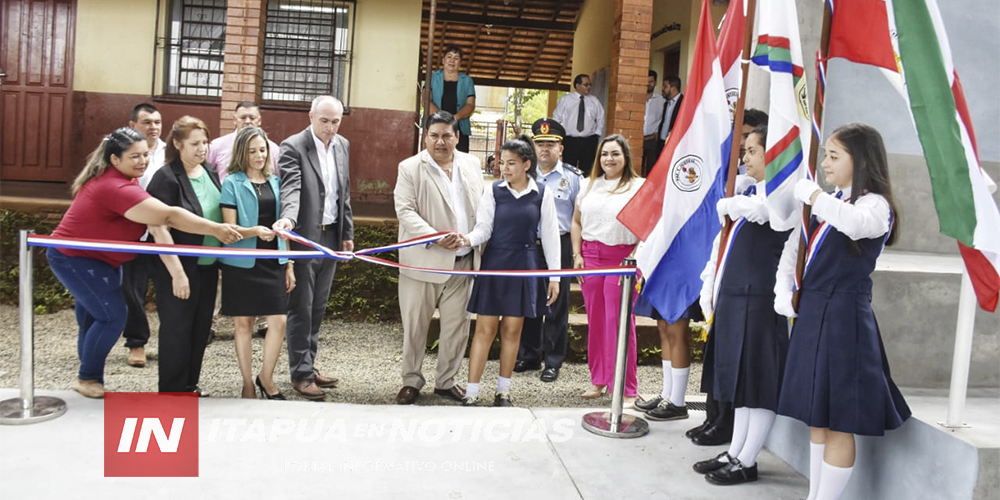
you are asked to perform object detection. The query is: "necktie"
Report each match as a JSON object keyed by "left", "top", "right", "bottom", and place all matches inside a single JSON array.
[
  {"left": 657, "top": 97, "right": 670, "bottom": 139},
  {"left": 577, "top": 96, "right": 586, "bottom": 132},
  {"left": 744, "top": 185, "right": 756, "bottom": 196},
  {"left": 835, "top": 190, "right": 843, "bottom": 200}
]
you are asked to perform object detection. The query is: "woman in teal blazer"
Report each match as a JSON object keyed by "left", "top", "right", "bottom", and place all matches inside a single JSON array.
[{"left": 219, "top": 126, "right": 293, "bottom": 400}]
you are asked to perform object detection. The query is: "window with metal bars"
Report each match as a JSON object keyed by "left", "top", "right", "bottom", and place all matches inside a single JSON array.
[
  {"left": 164, "top": 0, "right": 227, "bottom": 97},
  {"left": 263, "top": 0, "right": 355, "bottom": 105}
]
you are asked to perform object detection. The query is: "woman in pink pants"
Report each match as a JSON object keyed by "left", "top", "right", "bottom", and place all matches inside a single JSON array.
[{"left": 571, "top": 134, "right": 645, "bottom": 408}]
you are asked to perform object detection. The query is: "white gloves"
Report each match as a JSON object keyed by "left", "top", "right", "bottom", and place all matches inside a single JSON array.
[
  {"left": 716, "top": 198, "right": 731, "bottom": 225},
  {"left": 699, "top": 282, "right": 713, "bottom": 320},
  {"left": 774, "top": 292, "right": 797, "bottom": 318},
  {"left": 717, "top": 196, "right": 769, "bottom": 224},
  {"left": 794, "top": 178, "right": 822, "bottom": 205}
]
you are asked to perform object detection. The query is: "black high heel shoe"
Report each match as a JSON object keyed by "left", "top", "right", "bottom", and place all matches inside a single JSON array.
[{"left": 256, "top": 376, "right": 287, "bottom": 400}]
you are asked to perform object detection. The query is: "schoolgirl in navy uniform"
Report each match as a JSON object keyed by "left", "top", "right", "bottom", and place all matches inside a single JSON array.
[
  {"left": 457, "top": 136, "right": 561, "bottom": 406},
  {"left": 775, "top": 123, "right": 910, "bottom": 500},
  {"left": 692, "top": 126, "right": 792, "bottom": 485}
]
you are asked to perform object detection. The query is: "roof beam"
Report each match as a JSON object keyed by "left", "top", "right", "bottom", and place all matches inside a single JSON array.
[{"left": 430, "top": 12, "right": 576, "bottom": 32}]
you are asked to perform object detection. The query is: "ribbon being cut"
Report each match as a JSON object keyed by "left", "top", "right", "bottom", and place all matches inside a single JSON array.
[{"left": 27, "top": 231, "right": 636, "bottom": 280}]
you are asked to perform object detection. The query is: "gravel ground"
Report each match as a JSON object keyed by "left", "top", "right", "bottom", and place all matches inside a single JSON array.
[{"left": 0, "top": 304, "right": 703, "bottom": 406}]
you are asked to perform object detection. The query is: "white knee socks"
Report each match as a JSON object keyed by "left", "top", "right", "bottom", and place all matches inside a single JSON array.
[
  {"left": 660, "top": 360, "right": 673, "bottom": 400},
  {"left": 736, "top": 408, "right": 776, "bottom": 467},
  {"left": 806, "top": 442, "right": 825, "bottom": 500},
  {"left": 466, "top": 382, "right": 480, "bottom": 399},
  {"left": 727, "top": 407, "right": 751, "bottom": 459},
  {"left": 815, "top": 462, "right": 853, "bottom": 500},
  {"left": 497, "top": 376, "right": 511, "bottom": 395},
  {"left": 669, "top": 366, "right": 690, "bottom": 406}
]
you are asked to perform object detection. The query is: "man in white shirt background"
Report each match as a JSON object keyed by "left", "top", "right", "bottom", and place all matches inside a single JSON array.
[
  {"left": 658, "top": 75, "right": 684, "bottom": 145},
  {"left": 121, "top": 103, "right": 167, "bottom": 367},
  {"left": 553, "top": 74, "right": 605, "bottom": 177},
  {"left": 642, "top": 70, "right": 668, "bottom": 177}
]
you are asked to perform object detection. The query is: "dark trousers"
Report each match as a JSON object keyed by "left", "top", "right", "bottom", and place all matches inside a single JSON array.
[
  {"left": 641, "top": 137, "right": 665, "bottom": 177},
  {"left": 705, "top": 394, "right": 735, "bottom": 434},
  {"left": 457, "top": 132, "right": 470, "bottom": 153},
  {"left": 46, "top": 248, "right": 127, "bottom": 384},
  {"left": 519, "top": 233, "right": 572, "bottom": 369},
  {"left": 562, "top": 135, "right": 600, "bottom": 177},
  {"left": 153, "top": 262, "right": 218, "bottom": 392},
  {"left": 121, "top": 253, "right": 152, "bottom": 348},
  {"left": 287, "top": 227, "right": 339, "bottom": 382}
]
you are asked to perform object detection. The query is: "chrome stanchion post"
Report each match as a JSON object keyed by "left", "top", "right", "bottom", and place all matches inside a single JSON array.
[
  {"left": 582, "top": 258, "right": 649, "bottom": 438},
  {"left": 0, "top": 230, "right": 67, "bottom": 425}
]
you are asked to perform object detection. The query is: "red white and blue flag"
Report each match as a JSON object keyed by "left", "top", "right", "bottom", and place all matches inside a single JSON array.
[
  {"left": 617, "top": 0, "right": 732, "bottom": 322},
  {"left": 751, "top": 0, "right": 811, "bottom": 232}
]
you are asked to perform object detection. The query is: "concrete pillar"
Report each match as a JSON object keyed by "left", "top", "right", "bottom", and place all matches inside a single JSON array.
[
  {"left": 607, "top": 0, "right": 654, "bottom": 167},
  {"left": 219, "top": 0, "right": 267, "bottom": 136}
]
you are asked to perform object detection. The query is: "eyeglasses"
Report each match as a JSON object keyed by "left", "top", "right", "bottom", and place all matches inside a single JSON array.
[{"left": 579, "top": 82, "right": 592, "bottom": 86}]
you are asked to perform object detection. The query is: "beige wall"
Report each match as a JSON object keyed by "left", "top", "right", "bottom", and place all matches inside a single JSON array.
[
  {"left": 571, "top": 0, "right": 615, "bottom": 80},
  {"left": 350, "top": 0, "right": 422, "bottom": 111},
  {"left": 72, "top": 0, "right": 421, "bottom": 111},
  {"left": 74, "top": 0, "right": 158, "bottom": 94},
  {"left": 649, "top": 0, "right": 726, "bottom": 90}
]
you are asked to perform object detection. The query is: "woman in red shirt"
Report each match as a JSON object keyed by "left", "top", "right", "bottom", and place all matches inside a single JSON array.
[{"left": 48, "top": 127, "right": 242, "bottom": 398}]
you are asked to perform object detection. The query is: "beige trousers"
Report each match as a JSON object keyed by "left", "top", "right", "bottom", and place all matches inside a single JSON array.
[{"left": 399, "top": 256, "right": 473, "bottom": 390}]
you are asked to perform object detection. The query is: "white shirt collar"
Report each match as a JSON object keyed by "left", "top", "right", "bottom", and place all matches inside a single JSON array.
[
  {"left": 838, "top": 186, "right": 853, "bottom": 199},
  {"left": 499, "top": 177, "right": 540, "bottom": 195},
  {"left": 311, "top": 129, "right": 334, "bottom": 153}
]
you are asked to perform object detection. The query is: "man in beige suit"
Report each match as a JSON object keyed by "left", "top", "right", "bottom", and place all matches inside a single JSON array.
[{"left": 394, "top": 111, "right": 484, "bottom": 405}]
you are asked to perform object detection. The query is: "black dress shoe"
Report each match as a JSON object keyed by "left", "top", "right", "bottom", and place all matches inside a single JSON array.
[
  {"left": 646, "top": 401, "right": 688, "bottom": 421},
  {"left": 540, "top": 367, "right": 559, "bottom": 382},
  {"left": 513, "top": 360, "right": 541, "bottom": 373},
  {"left": 686, "top": 419, "right": 712, "bottom": 439},
  {"left": 494, "top": 392, "right": 513, "bottom": 407},
  {"left": 705, "top": 458, "right": 758, "bottom": 485},
  {"left": 433, "top": 385, "right": 466, "bottom": 402},
  {"left": 692, "top": 424, "right": 732, "bottom": 446},
  {"left": 693, "top": 452, "right": 733, "bottom": 474},
  {"left": 635, "top": 395, "right": 664, "bottom": 412},
  {"left": 396, "top": 386, "right": 420, "bottom": 405}
]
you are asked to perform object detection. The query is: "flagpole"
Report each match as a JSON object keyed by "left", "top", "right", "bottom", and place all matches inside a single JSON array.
[
  {"left": 791, "top": 2, "right": 832, "bottom": 310},
  {"left": 715, "top": 0, "right": 757, "bottom": 272}
]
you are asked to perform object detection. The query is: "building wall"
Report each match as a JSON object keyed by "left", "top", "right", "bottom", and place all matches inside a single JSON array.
[
  {"left": 73, "top": 0, "right": 158, "bottom": 95},
  {"left": 571, "top": 0, "right": 615, "bottom": 82},
  {"left": 64, "top": 0, "right": 422, "bottom": 203},
  {"left": 350, "top": 0, "right": 422, "bottom": 112}
]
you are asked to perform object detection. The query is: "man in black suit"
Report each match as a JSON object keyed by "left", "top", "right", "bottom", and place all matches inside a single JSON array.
[
  {"left": 273, "top": 96, "right": 354, "bottom": 400},
  {"left": 658, "top": 75, "right": 684, "bottom": 144}
]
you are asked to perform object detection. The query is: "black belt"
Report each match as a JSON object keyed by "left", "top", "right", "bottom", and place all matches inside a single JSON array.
[{"left": 321, "top": 222, "right": 338, "bottom": 232}]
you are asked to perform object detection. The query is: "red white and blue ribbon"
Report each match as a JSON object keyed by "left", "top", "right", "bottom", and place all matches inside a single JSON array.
[{"left": 29, "top": 232, "right": 636, "bottom": 279}]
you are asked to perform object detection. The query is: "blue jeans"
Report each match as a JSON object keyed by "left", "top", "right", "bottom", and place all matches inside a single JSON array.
[{"left": 46, "top": 248, "right": 127, "bottom": 383}]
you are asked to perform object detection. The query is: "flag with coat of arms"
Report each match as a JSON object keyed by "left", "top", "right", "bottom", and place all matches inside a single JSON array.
[{"left": 617, "top": 0, "right": 732, "bottom": 322}]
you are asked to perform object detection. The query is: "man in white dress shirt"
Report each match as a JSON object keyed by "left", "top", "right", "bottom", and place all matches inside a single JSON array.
[
  {"left": 120, "top": 103, "right": 167, "bottom": 368},
  {"left": 658, "top": 76, "right": 684, "bottom": 144},
  {"left": 642, "top": 70, "right": 668, "bottom": 176},
  {"left": 393, "top": 111, "right": 485, "bottom": 405},
  {"left": 553, "top": 74, "right": 605, "bottom": 176}
]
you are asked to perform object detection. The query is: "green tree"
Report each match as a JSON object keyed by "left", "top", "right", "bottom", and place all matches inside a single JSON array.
[{"left": 505, "top": 89, "right": 548, "bottom": 135}]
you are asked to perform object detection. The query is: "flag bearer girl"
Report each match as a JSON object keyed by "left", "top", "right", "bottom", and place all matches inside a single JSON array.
[
  {"left": 691, "top": 125, "right": 792, "bottom": 485},
  {"left": 775, "top": 123, "right": 910, "bottom": 500}
]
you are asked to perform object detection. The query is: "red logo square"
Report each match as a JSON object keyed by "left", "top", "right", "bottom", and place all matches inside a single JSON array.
[{"left": 104, "top": 392, "right": 199, "bottom": 477}]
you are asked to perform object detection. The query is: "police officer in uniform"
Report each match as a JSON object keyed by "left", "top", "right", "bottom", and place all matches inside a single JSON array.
[{"left": 514, "top": 118, "right": 582, "bottom": 382}]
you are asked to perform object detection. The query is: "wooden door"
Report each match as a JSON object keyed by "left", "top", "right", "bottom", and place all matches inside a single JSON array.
[
  {"left": 663, "top": 44, "right": 680, "bottom": 80},
  {"left": 1, "top": 0, "right": 76, "bottom": 182}
]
